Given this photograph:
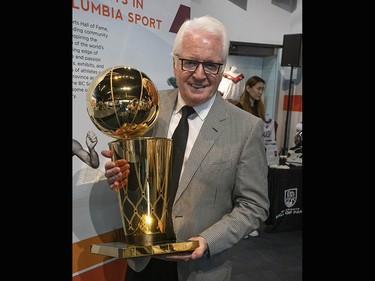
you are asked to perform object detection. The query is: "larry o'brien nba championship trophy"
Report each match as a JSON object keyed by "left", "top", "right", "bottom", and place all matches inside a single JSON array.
[{"left": 87, "top": 66, "right": 198, "bottom": 258}]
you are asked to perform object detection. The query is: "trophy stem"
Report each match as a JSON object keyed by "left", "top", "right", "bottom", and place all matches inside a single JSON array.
[{"left": 109, "top": 137, "right": 173, "bottom": 246}]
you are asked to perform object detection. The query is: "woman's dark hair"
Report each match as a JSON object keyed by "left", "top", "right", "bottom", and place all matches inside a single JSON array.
[{"left": 238, "top": 76, "right": 266, "bottom": 121}]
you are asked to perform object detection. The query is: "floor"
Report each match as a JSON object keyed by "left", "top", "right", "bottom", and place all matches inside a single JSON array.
[{"left": 231, "top": 224, "right": 302, "bottom": 281}]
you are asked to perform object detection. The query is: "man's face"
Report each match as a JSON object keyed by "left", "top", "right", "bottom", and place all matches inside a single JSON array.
[{"left": 173, "top": 30, "right": 224, "bottom": 107}]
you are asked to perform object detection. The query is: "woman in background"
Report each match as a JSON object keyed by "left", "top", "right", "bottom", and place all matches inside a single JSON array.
[{"left": 236, "top": 76, "right": 266, "bottom": 121}]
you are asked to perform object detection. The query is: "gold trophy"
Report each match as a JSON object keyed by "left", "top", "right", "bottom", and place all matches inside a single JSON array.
[{"left": 86, "top": 66, "right": 198, "bottom": 258}]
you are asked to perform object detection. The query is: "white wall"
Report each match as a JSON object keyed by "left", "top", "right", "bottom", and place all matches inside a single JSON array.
[{"left": 191, "top": 0, "right": 302, "bottom": 45}]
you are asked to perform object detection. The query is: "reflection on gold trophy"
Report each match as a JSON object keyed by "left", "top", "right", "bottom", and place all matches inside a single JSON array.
[{"left": 86, "top": 66, "right": 198, "bottom": 258}]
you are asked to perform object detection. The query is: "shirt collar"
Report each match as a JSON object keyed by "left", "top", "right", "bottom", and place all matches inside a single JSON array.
[{"left": 175, "top": 91, "right": 216, "bottom": 121}]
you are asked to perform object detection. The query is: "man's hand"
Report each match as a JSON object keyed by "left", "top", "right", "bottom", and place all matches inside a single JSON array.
[{"left": 101, "top": 150, "right": 130, "bottom": 191}]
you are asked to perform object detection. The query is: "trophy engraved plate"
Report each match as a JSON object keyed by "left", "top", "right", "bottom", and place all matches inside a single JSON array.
[{"left": 86, "top": 66, "right": 198, "bottom": 258}]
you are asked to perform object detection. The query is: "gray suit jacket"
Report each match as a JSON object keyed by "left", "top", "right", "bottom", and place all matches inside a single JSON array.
[{"left": 128, "top": 89, "right": 269, "bottom": 281}]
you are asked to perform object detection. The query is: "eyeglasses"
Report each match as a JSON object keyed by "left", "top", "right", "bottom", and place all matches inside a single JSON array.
[{"left": 178, "top": 57, "right": 223, "bottom": 75}]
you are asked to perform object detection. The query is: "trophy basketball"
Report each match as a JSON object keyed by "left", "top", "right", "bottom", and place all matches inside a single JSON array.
[{"left": 86, "top": 66, "right": 198, "bottom": 258}]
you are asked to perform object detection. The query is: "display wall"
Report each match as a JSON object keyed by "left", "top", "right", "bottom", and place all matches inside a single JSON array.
[{"left": 72, "top": 1, "right": 190, "bottom": 280}]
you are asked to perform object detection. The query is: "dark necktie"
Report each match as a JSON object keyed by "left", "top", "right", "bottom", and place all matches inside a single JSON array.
[{"left": 166, "top": 105, "right": 195, "bottom": 240}]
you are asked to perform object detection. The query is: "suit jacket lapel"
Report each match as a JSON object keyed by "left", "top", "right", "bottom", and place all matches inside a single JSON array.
[{"left": 175, "top": 93, "right": 228, "bottom": 201}]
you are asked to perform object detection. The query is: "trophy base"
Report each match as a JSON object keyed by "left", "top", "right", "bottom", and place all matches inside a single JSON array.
[
  {"left": 125, "top": 233, "right": 167, "bottom": 246},
  {"left": 90, "top": 240, "right": 199, "bottom": 258}
]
